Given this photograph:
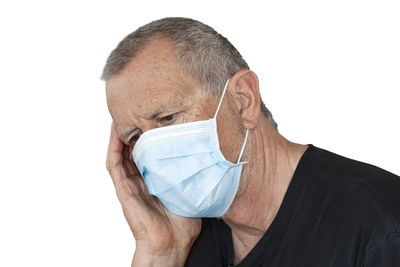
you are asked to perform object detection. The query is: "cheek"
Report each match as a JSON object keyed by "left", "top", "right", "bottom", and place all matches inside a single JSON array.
[
  {"left": 181, "top": 94, "right": 244, "bottom": 163},
  {"left": 180, "top": 108, "right": 204, "bottom": 123},
  {"left": 181, "top": 97, "right": 217, "bottom": 123},
  {"left": 217, "top": 109, "right": 244, "bottom": 163}
]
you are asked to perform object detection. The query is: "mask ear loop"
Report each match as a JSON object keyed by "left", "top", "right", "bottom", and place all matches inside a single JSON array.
[
  {"left": 213, "top": 79, "right": 230, "bottom": 119},
  {"left": 236, "top": 129, "right": 249, "bottom": 164},
  {"left": 213, "top": 79, "right": 249, "bottom": 164}
]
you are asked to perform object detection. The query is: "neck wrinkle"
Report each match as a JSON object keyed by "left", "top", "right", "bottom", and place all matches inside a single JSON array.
[{"left": 222, "top": 119, "right": 307, "bottom": 264}]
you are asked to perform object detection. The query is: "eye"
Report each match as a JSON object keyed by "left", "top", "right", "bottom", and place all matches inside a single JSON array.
[
  {"left": 128, "top": 132, "right": 142, "bottom": 144},
  {"left": 158, "top": 113, "right": 176, "bottom": 124}
]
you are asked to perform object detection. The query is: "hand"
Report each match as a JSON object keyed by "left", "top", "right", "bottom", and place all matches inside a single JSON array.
[{"left": 106, "top": 122, "right": 201, "bottom": 266}]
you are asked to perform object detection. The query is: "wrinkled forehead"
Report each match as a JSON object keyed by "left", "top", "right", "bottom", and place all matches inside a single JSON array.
[
  {"left": 106, "top": 39, "right": 190, "bottom": 97},
  {"left": 106, "top": 38, "right": 203, "bottom": 115},
  {"left": 106, "top": 67, "right": 203, "bottom": 116},
  {"left": 107, "top": 78, "right": 193, "bottom": 119}
]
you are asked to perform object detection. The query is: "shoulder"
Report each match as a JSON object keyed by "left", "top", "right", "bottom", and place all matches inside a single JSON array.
[{"left": 309, "top": 145, "right": 400, "bottom": 233}]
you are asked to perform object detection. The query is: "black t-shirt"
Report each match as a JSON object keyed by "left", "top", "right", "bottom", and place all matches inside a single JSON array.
[{"left": 185, "top": 144, "right": 400, "bottom": 267}]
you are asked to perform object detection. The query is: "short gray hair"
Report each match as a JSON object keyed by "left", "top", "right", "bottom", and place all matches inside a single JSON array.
[{"left": 101, "top": 17, "right": 278, "bottom": 129}]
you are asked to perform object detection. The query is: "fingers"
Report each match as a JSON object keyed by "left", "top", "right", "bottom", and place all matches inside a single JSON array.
[
  {"left": 106, "top": 122, "right": 146, "bottom": 192},
  {"left": 122, "top": 143, "right": 132, "bottom": 164},
  {"left": 121, "top": 145, "right": 150, "bottom": 195},
  {"left": 107, "top": 122, "right": 123, "bottom": 168},
  {"left": 106, "top": 122, "right": 155, "bottom": 209},
  {"left": 106, "top": 121, "right": 125, "bottom": 185},
  {"left": 122, "top": 144, "right": 140, "bottom": 176}
]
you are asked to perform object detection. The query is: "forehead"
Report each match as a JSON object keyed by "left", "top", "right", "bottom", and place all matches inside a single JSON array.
[{"left": 105, "top": 37, "right": 204, "bottom": 129}]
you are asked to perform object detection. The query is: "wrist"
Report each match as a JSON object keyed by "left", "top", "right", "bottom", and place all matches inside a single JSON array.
[{"left": 132, "top": 246, "right": 190, "bottom": 267}]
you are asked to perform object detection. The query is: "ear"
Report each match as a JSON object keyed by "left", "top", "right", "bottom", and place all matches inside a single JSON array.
[{"left": 228, "top": 70, "right": 261, "bottom": 129}]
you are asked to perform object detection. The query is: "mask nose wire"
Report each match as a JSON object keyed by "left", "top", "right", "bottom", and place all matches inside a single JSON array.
[{"left": 213, "top": 79, "right": 249, "bottom": 164}]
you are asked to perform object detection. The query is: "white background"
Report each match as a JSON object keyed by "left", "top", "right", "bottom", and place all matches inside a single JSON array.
[{"left": 0, "top": 0, "right": 399, "bottom": 266}]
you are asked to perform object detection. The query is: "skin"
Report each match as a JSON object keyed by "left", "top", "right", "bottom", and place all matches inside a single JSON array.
[{"left": 105, "top": 37, "right": 308, "bottom": 266}]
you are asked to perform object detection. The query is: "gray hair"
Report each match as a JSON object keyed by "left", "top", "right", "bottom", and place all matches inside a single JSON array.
[{"left": 101, "top": 17, "right": 278, "bottom": 129}]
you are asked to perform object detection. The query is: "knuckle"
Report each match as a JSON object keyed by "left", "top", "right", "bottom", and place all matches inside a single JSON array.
[{"left": 106, "top": 162, "right": 112, "bottom": 173}]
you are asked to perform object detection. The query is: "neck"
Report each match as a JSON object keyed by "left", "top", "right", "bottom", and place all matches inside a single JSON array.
[{"left": 222, "top": 119, "right": 307, "bottom": 264}]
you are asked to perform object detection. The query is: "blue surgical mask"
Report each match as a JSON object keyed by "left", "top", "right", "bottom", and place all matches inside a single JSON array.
[{"left": 132, "top": 80, "right": 249, "bottom": 217}]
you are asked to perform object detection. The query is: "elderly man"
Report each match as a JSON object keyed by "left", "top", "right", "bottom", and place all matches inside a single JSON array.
[{"left": 103, "top": 17, "right": 400, "bottom": 267}]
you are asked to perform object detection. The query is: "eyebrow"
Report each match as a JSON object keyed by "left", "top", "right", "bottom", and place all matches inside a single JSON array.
[
  {"left": 120, "top": 110, "right": 166, "bottom": 144},
  {"left": 120, "top": 128, "right": 138, "bottom": 144}
]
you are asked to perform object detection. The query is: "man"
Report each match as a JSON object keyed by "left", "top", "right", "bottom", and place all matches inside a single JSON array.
[{"left": 103, "top": 17, "right": 400, "bottom": 266}]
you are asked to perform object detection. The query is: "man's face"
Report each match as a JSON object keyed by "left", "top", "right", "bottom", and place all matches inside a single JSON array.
[{"left": 106, "top": 37, "right": 244, "bottom": 163}]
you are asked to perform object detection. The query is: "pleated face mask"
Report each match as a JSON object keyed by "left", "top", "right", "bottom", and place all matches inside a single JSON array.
[{"left": 132, "top": 80, "right": 249, "bottom": 217}]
